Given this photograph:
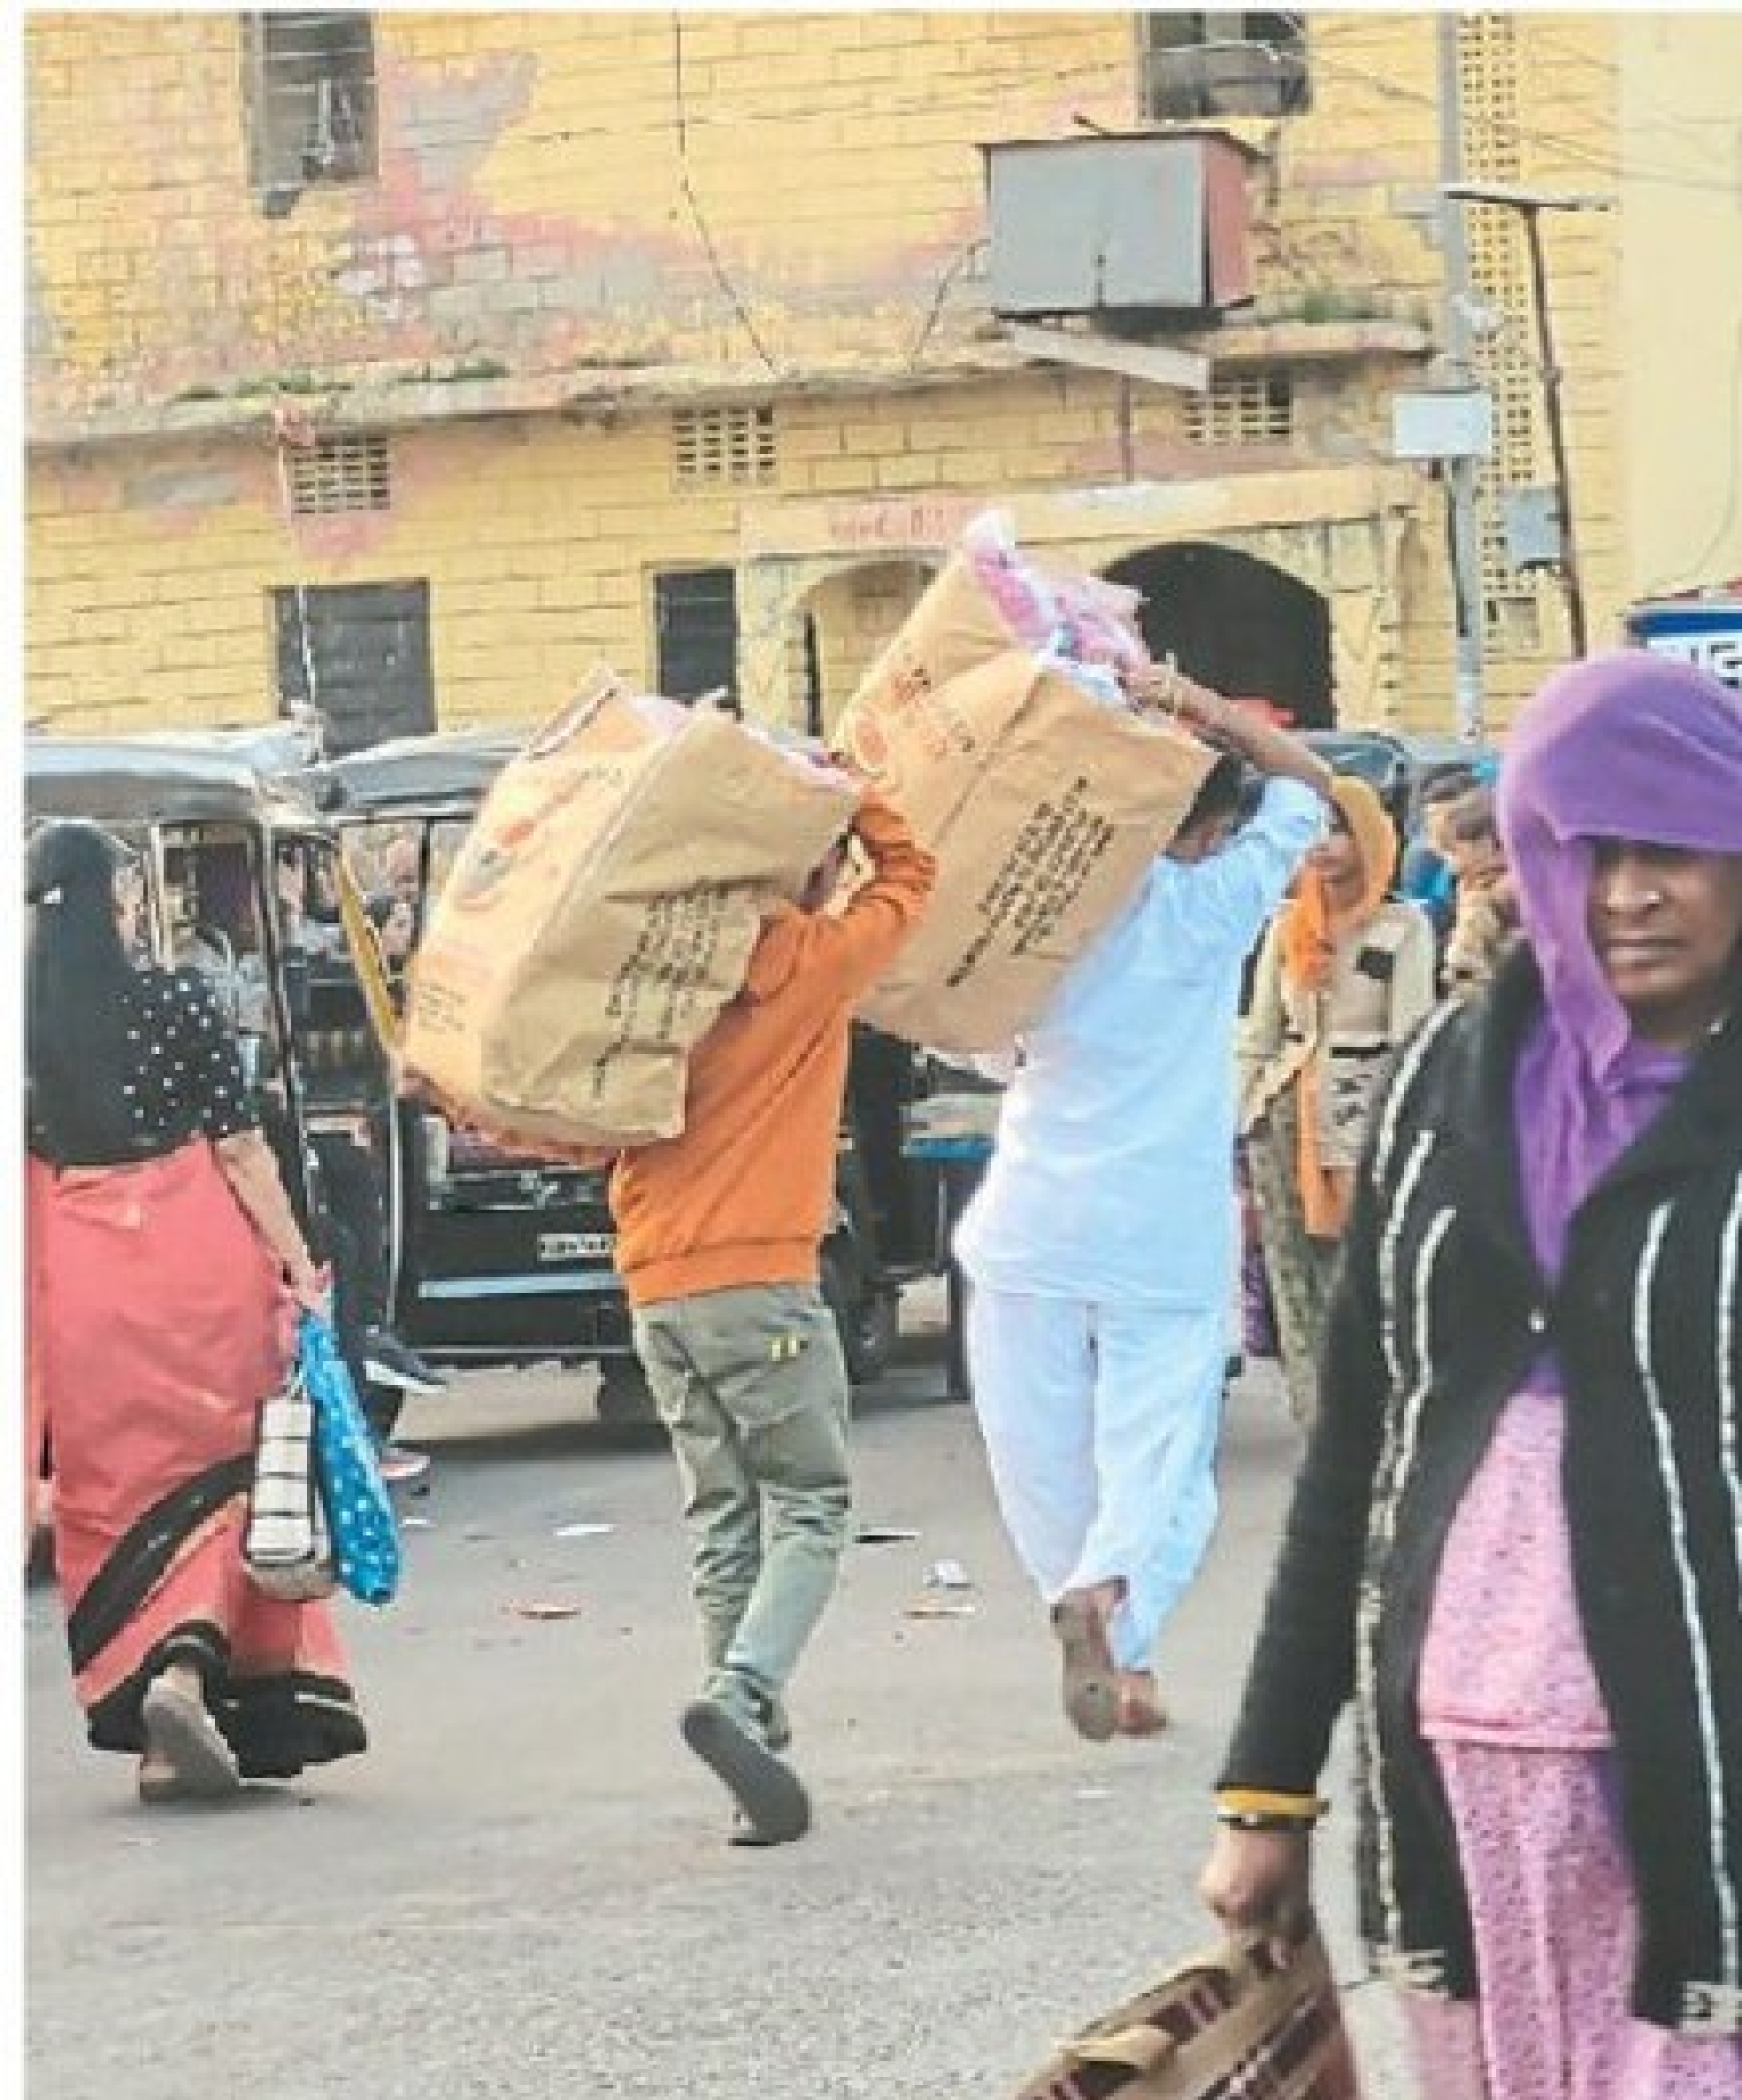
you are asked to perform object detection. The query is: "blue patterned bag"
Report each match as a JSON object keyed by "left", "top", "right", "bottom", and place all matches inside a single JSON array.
[{"left": 301, "top": 1311, "right": 402, "bottom": 1606}]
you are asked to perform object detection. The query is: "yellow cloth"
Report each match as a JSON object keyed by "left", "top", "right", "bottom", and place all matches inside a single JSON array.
[
  {"left": 334, "top": 852, "right": 401, "bottom": 1054},
  {"left": 1277, "top": 776, "right": 1400, "bottom": 1238}
]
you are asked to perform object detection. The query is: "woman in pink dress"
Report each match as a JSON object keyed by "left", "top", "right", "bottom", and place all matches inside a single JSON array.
[
  {"left": 27, "top": 820, "right": 367, "bottom": 1805},
  {"left": 1200, "top": 653, "right": 1742, "bottom": 2096}
]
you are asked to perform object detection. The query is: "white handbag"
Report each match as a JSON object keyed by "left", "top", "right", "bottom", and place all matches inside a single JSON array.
[{"left": 243, "top": 1365, "right": 337, "bottom": 1603}]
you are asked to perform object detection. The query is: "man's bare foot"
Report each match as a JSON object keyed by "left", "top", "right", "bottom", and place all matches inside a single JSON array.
[{"left": 1116, "top": 1669, "right": 1169, "bottom": 1737}]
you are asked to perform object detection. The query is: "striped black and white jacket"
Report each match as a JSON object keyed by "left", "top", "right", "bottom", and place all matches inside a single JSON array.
[{"left": 1222, "top": 950, "right": 1742, "bottom": 2035}]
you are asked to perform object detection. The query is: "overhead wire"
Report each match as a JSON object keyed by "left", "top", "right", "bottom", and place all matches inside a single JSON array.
[
  {"left": 1299, "top": 37, "right": 1742, "bottom": 199},
  {"left": 906, "top": 238, "right": 989, "bottom": 371},
  {"left": 671, "top": 12, "right": 783, "bottom": 380},
  {"left": 341, "top": 21, "right": 1742, "bottom": 201}
]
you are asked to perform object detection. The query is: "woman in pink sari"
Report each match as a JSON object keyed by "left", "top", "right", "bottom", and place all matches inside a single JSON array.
[{"left": 27, "top": 820, "right": 367, "bottom": 1804}]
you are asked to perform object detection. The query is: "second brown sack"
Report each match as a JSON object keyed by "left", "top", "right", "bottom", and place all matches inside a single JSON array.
[{"left": 833, "top": 649, "right": 1214, "bottom": 1052}]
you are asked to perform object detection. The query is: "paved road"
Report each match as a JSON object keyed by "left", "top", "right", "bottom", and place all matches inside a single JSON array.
[{"left": 27, "top": 1319, "right": 1416, "bottom": 2098}]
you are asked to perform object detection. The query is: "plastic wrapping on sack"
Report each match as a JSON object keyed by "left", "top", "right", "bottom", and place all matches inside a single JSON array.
[
  {"left": 849, "top": 511, "right": 1154, "bottom": 729},
  {"left": 302, "top": 1311, "right": 402, "bottom": 1607},
  {"left": 962, "top": 511, "right": 1150, "bottom": 681}
]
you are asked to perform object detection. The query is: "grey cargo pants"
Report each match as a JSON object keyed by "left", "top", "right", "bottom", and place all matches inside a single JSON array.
[{"left": 633, "top": 1281, "right": 852, "bottom": 1716}]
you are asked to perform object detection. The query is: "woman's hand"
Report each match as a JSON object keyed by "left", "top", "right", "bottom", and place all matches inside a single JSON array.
[
  {"left": 1200, "top": 1825, "right": 1315, "bottom": 1969},
  {"left": 287, "top": 1260, "right": 334, "bottom": 1317}
]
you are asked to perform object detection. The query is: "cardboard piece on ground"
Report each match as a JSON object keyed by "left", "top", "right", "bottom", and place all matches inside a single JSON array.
[
  {"left": 403, "top": 667, "right": 856, "bottom": 1150},
  {"left": 835, "top": 650, "right": 1214, "bottom": 1052}
]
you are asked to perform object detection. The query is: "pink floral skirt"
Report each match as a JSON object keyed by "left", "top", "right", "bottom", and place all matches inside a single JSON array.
[{"left": 1399, "top": 1742, "right": 1742, "bottom": 2099}]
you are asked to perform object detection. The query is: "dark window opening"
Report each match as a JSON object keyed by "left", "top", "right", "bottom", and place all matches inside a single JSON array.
[
  {"left": 243, "top": 11, "right": 378, "bottom": 193},
  {"left": 1140, "top": 11, "right": 1309, "bottom": 121},
  {"left": 654, "top": 569, "right": 740, "bottom": 710},
  {"left": 272, "top": 581, "right": 434, "bottom": 756}
]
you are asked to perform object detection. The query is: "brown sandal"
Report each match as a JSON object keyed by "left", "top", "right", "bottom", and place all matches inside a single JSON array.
[
  {"left": 1052, "top": 1593, "right": 1118, "bottom": 1742},
  {"left": 138, "top": 1676, "right": 241, "bottom": 1804}
]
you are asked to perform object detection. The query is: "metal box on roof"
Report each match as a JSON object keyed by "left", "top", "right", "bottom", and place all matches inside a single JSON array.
[{"left": 980, "top": 132, "right": 1256, "bottom": 319}]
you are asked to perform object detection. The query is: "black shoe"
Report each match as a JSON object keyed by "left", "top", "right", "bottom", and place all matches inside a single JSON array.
[
  {"left": 750, "top": 1688, "right": 793, "bottom": 1757},
  {"left": 728, "top": 1809, "right": 788, "bottom": 1849},
  {"left": 363, "top": 1330, "right": 449, "bottom": 1397},
  {"left": 680, "top": 1698, "right": 810, "bottom": 1847}
]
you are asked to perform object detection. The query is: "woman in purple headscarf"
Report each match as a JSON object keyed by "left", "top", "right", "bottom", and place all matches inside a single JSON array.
[{"left": 1198, "top": 652, "right": 1742, "bottom": 2096}]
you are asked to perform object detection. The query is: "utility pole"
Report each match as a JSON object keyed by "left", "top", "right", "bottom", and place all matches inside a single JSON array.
[
  {"left": 1436, "top": 16, "right": 1487, "bottom": 742},
  {"left": 1443, "top": 181, "right": 1615, "bottom": 663},
  {"left": 1518, "top": 201, "right": 1587, "bottom": 656}
]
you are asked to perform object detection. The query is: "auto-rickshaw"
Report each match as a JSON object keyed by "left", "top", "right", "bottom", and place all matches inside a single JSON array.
[
  {"left": 23, "top": 734, "right": 409, "bottom": 1418},
  {"left": 300, "top": 729, "right": 991, "bottom": 1416}
]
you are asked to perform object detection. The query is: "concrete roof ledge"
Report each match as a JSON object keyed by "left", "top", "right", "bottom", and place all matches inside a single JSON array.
[
  {"left": 27, "top": 352, "right": 1027, "bottom": 450},
  {"left": 1191, "top": 319, "right": 1434, "bottom": 365},
  {"left": 27, "top": 322, "right": 1431, "bottom": 452}
]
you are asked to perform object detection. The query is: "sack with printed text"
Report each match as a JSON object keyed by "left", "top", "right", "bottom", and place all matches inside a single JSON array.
[
  {"left": 403, "top": 666, "right": 858, "bottom": 1150},
  {"left": 833, "top": 649, "right": 1213, "bottom": 1052}
]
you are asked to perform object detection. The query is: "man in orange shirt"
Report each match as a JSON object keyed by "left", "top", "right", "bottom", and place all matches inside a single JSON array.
[{"left": 607, "top": 783, "right": 935, "bottom": 1846}]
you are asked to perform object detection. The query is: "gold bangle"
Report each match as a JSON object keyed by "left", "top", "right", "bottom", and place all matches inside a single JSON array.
[{"left": 1216, "top": 1788, "right": 1329, "bottom": 1820}]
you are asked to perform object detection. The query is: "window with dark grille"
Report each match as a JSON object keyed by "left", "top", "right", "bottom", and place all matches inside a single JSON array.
[
  {"left": 654, "top": 569, "right": 740, "bottom": 707},
  {"left": 243, "top": 11, "right": 379, "bottom": 192},
  {"left": 272, "top": 581, "right": 434, "bottom": 756},
  {"left": 1184, "top": 370, "right": 1295, "bottom": 446},
  {"left": 285, "top": 433, "right": 392, "bottom": 515},
  {"left": 1140, "top": 11, "right": 1309, "bottom": 121},
  {"left": 671, "top": 406, "right": 779, "bottom": 489}
]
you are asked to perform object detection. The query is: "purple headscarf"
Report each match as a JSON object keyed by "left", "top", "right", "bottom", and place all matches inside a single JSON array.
[{"left": 1498, "top": 650, "right": 1742, "bottom": 1273}]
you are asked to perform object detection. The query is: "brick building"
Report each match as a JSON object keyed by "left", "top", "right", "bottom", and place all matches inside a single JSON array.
[{"left": 25, "top": 12, "right": 1741, "bottom": 746}]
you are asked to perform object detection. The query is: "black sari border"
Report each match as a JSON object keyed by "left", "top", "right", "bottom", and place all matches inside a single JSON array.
[{"left": 65, "top": 1454, "right": 252, "bottom": 1679}]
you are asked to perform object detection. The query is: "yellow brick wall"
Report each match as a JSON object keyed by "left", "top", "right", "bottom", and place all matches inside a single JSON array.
[
  {"left": 24, "top": 10, "right": 1143, "bottom": 412},
  {"left": 29, "top": 10, "right": 1697, "bottom": 745},
  {"left": 27, "top": 363, "right": 1438, "bottom": 735},
  {"left": 1617, "top": 15, "right": 1742, "bottom": 598}
]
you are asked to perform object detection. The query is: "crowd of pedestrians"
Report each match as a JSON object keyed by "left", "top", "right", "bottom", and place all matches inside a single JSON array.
[{"left": 25, "top": 646, "right": 1741, "bottom": 2098}]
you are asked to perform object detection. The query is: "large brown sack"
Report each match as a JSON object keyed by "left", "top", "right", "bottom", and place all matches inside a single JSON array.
[
  {"left": 403, "top": 668, "right": 857, "bottom": 1150},
  {"left": 833, "top": 650, "right": 1215, "bottom": 1052}
]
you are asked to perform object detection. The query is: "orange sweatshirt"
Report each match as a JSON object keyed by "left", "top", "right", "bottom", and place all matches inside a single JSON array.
[{"left": 609, "top": 792, "right": 937, "bottom": 1308}]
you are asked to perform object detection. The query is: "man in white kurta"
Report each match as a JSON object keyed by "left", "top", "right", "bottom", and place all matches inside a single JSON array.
[{"left": 954, "top": 691, "right": 1328, "bottom": 1738}]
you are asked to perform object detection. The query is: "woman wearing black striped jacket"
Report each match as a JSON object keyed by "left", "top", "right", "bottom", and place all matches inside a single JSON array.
[{"left": 1201, "top": 653, "right": 1742, "bottom": 2098}]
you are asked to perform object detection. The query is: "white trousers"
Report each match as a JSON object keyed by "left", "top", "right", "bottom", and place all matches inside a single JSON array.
[{"left": 965, "top": 1286, "right": 1228, "bottom": 1672}]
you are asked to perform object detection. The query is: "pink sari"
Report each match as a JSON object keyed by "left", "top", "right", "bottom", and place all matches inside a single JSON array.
[{"left": 28, "top": 1140, "right": 365, "bottom": 1779}]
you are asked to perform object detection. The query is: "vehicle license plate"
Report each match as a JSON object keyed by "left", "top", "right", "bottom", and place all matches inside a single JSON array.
[{"left": 537, "top": 1232, "right": 615, "bottom": 1262}]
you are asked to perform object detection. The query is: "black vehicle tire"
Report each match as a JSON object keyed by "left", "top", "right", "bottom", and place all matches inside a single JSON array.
[
  {"left": 822, "top": 1245, "right": 899, "bottom": 1387},
  {"left": 595, "top": 1361, "right": 659, "bottom": 1427}
]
